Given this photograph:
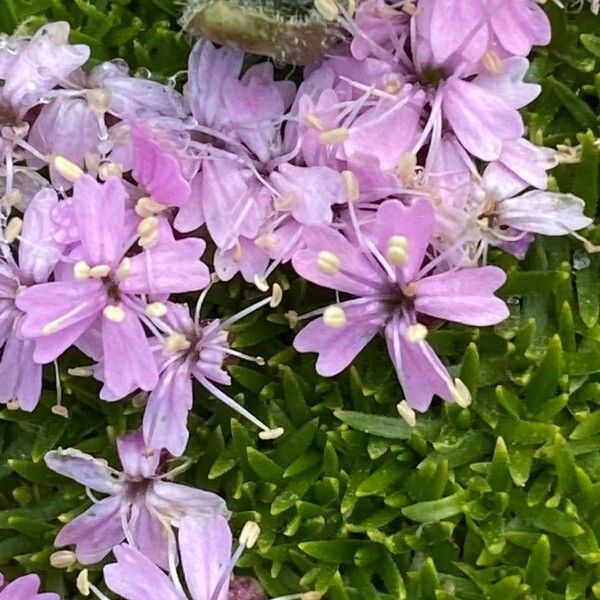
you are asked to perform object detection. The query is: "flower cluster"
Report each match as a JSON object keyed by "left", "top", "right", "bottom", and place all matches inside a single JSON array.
[{"left": 0, "top": 1, "right": 592, "bottom": 597}]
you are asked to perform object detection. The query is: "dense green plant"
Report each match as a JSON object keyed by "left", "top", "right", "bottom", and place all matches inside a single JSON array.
[{"left": 1, "top": 1, "right": 600, "bottom": 598}]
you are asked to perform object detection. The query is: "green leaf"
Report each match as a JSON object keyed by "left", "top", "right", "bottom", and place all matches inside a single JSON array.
[{"left": 402, "top": 491, "right": 469, "bottom": 523}]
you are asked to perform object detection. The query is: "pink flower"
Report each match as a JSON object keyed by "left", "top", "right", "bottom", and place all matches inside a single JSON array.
[
  {"left": 0, "top": 572, "right": 59, "bottom": 600},
  {"left": 16, "top": 175, "right": 210, "bottom": 398},
  {"left": 45, "top": 431, "right": 229, "bottom": 567},
  {"left": 103, "top": 515, "right": 233, "bottom": 600},
  {"left": 292, "top": 199, "right": 508, "bottom": 411},
  {"left": 0, "top": 188, "right": 60, "bottom": 411},
  {"left": 144, "top": 294, "right": 283, "bottom": 456}
]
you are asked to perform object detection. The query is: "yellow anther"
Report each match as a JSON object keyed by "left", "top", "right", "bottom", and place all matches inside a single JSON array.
[
  {"left": 116, "top": 257, "right": 132, "bottom": 280},
  {"left": 398, "top": 152, "right": 417, "bottom": 182},
  {"left": 98, "top": 162, "right": 123, "bottom": 181},
  {"left": 317, "top": 250, "right": 341, "bottom": 275},
  {"left": 51, "top": 405, "right": 70, "bottom": 419},
  {"left": 50, "top": 550, "right": 77, "bottom": 569},
  {"left": 304, "top": 114, "right": 324, "bottom": 130},
  {"left": 103, "top": 305, "right": 125, "bottom": 323},
  {"left": 397, "top": 400, "right": 417, "bottom": 427},
  {"left": 138, "top": 216, "right": 159, "bottom": 237},
  {"left": 323, "top": 305, "right": 347, "bottom": 329},
  {"left": 146, "top": 302, "right": 168, "bottom": 318},
  {"left": 258, "top": 427, "right": 285, "bottom": 441},
  {"left": 386, "top": 235, "right": 409, "bottom": 266},
  {"left": 319, "top": 127, "right": 349, "bottom": 145},
  {"left": 67, "top": 366, "right": 94, "bottom": 378},
  {"left": 73, "top": 260, "right": 91, "bottom": 281},
  {"left": 239, "top": 521, "right": 261, "bottom": 549},
  {"left": 135, "top": 196, "right": 167, "bottom": 218},
  {"left": 49, "top": 155, "right": 83, "bottom": 182},
  {"left": 482, "top": 50, "right": 503, "bottom": 75},
  {"left": 85, "top": 88, "right": 112, "bottom": 114},
  {"left": 4, "top": 216, "right": 22, "bottom": 243},
  {"left": 164, "top": 332, "right": 191, "bottom": 354},
  {"left": 451, "top": 378, "right": 472, "bottom": 408},
  {"left": 341, "top": 170, "right": 360, "bottom": 202},
  {"left": 270, "top": 283, "right": 284, "bottom": 308},
  {"left": 314, "top": 0, "right": 339, "bottom": 20},
  {"left": 405, "top": 323, "right": 428, "bottom": 343},
  {"left": 89, "top": 264, "right": 111, "bottom": 279}
]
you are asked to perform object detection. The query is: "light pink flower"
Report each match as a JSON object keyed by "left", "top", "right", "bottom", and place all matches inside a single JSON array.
[
  {"left": 0, "top": 573, "right": 59, "bottom": 600},
  {"left": 45, "top": 431, "right": 229, "bottom": 567}
]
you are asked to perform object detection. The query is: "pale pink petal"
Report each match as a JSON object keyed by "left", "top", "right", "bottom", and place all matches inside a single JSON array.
[
  {"left": 174, "top": 173, "right": 205, "bottom": 233},
  {"left": 44, "top": 448, "right": 123, "bottom": 494},
  {"left": 104, "top": 544, "right": 180, "bottom": 600},
  {"left": 120, "top": 239, "right": 210, "bottom": 295},
  {"left": 116, "top": 430, "right": 160, "bottom": 479},
  {"left": 292, "top": 226, "right": 385, "bottom": 296},
  {"left": 129, "top": 502, "right": 169, "bottom": 569},
  {"left": 491, "top": 0, "right": 551, "bottom": 55},
  {"left": 180, "top": 515, "right": 233, "bottom": 600},
  {"left": 0, "top": 335, "right": 41, "bottom": 411},
  {"left": 131, "top": 128, "right": 191, "bottom": 207},
  {"left": 294, "top": 301, "right": 387, "bottom": 376},
  {"left": 415, "top": 267, "right": 508, "bottom": 326},
  {"left": 443, "top": 79, "right": 524, "bottom": 161},
  {"left": 55, "top": 496, "right": 124, "bottom": 564},
  {"left": 148, "top": 481, "right": 230, "bottom": 526},
  {"left": 144, "top": 362, "right": 193, "bottom": 456},
  {"left": 72, "top": 175, "right": 128, "bottom": 267},
  {"left": 102, "top": 306, "right": 158, "bottom": 397}
]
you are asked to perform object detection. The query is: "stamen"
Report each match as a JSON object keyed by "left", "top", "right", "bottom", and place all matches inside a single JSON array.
[
  {"left": 404, "top": 323, "right": 428, "bottom": 343},
  {"left": 135, "top": 196, "right": 167, "bottom": 218},
  {"left": 258, "top": 427, "right": 285, "bottom": 440},
  {"left": 116, "top": 257, "right": 131, "bottom": 280},
  {"left": 386, "top": 235, "right": 409, "bottom": 266},
  {"left": 89, "top": 264, "right": 110, "bottom": 278},
  {"left": 98, "top": 162, "right": 123, "bottom": 181},
  {"left": 164, "top": 332, "right": 191, "bottom": 354},
  {"left": 103, "top": 305, "right": 125, "bottom": 323},
  {"left": 87, "top": 582, "right": 111, "bottom": 600},
  {"left": 49, "top": 155, "right": 84, "bottom": 182},
  {"left": 67, "top": 366, "right": 94, "bottom": 377},
  {"left": 270, "top": 283, "right": 283, "bottom": 308},
  {"left": 138, "top": 216, "right": 159, "bottom": 237},
  {"left": 398, "top": 153, "right": 417, "bottom": 183},
  {"left": 314, "top": 0, "right": 339, "bottom": 20},
  {"left": 4, "top": 216, "right": 22, "bottom": 243},
  {"left": 146, "top": 302, "right": 168, "bottom": 318},
  {"left": 50, "top": 550, "right": 77, "bottom": 569},
  {"left": 6, "top": 400, "right": 19, "bottom": 410},
  {"left": 319, "top": 127, "right": 349, "bottom": 145},
  {"left": 323, "top": 305, "right": 347, "bottom": 329},
  {"left": 450, "top": 378, "right": 472, "bottom": 408},
  {"left": 304, "top": 114, "right": 324, "bottom": 130},
  {"left": 239, "top": 521, "right": 261, "bottom": 549},
  {"left": 317, "top": 250, "right": 342, "bottom": 275},
  {"left": 341, "top": 170, "right": 360, "bottom": 202},
  {"left": 76, "top": 570, "right": 90, "bottom": 596},
  {"left": 397, "top": 401, "right": 416, "bottom": 426},
  {"left": 482, "top": 50, "right": 503, "bottom": 74},
  {"left": 139, "top": 230, "right": 159, "bottom": 248},
  {"left": 85, "top": 88, "right": 112, "bottom": 114},
  {"left": 73, "top": 260, "right": 91, "bottom": 281}
]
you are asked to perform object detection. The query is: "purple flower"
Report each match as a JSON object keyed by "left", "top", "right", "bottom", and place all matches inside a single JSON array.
[
  {"left": 0, "top": 572, "right": 59, "bottom": 600},
  {"left": 45, "top": 431, "right": 229, "bottom": 567},
  {"left": 0, "top": 188, "right": 60, "bottom": 410},
  {"left": 103, "top": 515, "right": 233, "bottom": 600},
  {"left": 144, "top": 294, "right": 284, "bottom": 456},
  {"left": 292, "top": 199, "right": 508, "bottom": 411},
  {"left": 16, "top": 175, "right": 210, "bottom": 398}
]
